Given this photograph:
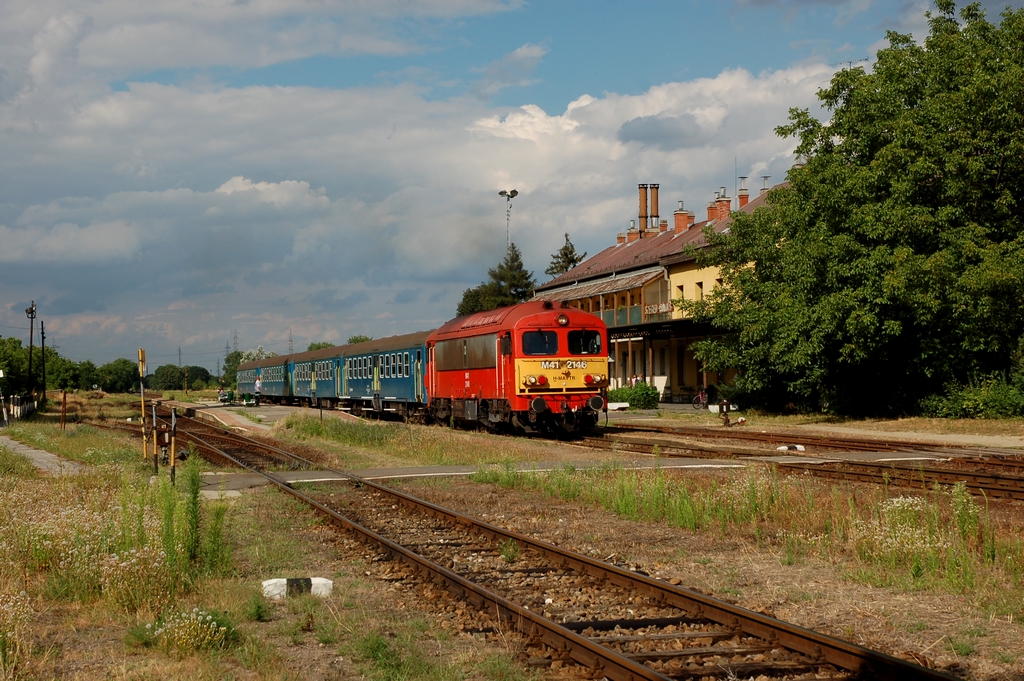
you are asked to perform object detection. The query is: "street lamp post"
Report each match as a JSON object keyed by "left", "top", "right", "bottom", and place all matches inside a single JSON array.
[
  {"left": 25, "top": 301, "right": 36, "bottom": 397},
  {"left": 498, "top": 189, "right": 518, "bottom": 252}
]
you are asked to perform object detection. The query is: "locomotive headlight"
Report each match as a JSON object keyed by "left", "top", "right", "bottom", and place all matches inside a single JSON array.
[
  {"left": 555, "top": 314, "right": 569, "bottom": 326},
  {"left": 526, "top": 375, "right": 537, "bottom": 385}
]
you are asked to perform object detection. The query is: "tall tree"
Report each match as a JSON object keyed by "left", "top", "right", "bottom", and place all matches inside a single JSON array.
[
  {"left": 346, "top": 335, "right": 372, "bottom": 345},
  {"left": 307, "top": 341, "right": 334, "bottom": 351},
  {"left": 99, "top": 358, "right": 141, "bottom": 393},
  {"left": 545, "top": 233, "right": 587, "bottom": 277},
  {"left": 222, "top": 350, "right": 243, "bottom": 387},
  {"left": 683, "top": 1, "right": 1024, "bottom": 415},
  {"left": 456, "top": 243, "right": 537, "bottom": 316},
  {"left": 152, "top": 364, "right": 184, "bottom": 391}
]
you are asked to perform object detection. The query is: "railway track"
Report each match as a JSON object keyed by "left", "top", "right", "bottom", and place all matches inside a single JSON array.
[
  {"left": 88, "top": 413, "right": 958, "bottom": 679},
  {"left": 584, "top": 425, "right": 1024, "bottom": 501},
  {"left": 779, "top": 460, "right": 1024, "bottom": 501}
]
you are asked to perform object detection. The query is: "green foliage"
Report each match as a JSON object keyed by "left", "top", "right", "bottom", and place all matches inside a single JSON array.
[
  {"left": 545, "top": 232, "right": 587, "bottom": 277},
  {"left": 222, "top": 350, "right": 244, "bottom": 387},
  {"left": 346, "top": 335, "right": 372, "bottom": 345},
  {"left": 183, "top": 365, "right": 211, "bottom": 388},
  {"left": 607, "top": 382, "right": 661, "bottom": 409},
  {"left": 456, "top": 243, "right": 537, "bottom": 316},
  {"left": 920, "top": 375, "right": 1024, "bottom": 418},
  {"left": 240, "top": 346, "right": 279, "bottom": 363},
  {"left": 498, "top": 538, "right": 521, "bottom": 563},
  {"left": 307, "top": 341, "right": 334, "bottom": 351},
  {"left": 98, "top": 358, "right": 141, "bottom": 393},
  {"left": 152, "top": 364, "right": 184, "bottom": 391},
  {"left": 243, "top": 593, "right": 273, "bottom": 622},
  {"left": 183, "top": 456, "right": 202, "bottom": 567},
  {"left": 685, "top": 3, "right": 1024, "bottom": 415}
]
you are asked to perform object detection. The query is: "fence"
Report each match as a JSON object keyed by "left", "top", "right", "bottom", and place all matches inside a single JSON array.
[{"left": 1, "top": 395, "right": 37, "bottom": 427}]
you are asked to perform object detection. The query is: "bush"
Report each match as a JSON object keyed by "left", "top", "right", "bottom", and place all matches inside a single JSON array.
[
  {"left": 607, "top": 382, "right": 660, "bottom": 409},
  {"left": 920, "top": 375, "right": 1024, "bottom": 418}
]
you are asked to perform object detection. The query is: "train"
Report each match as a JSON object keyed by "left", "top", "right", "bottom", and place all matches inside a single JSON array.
[{"left": 236, "top": 300, "right": 609, "bottom": 434}]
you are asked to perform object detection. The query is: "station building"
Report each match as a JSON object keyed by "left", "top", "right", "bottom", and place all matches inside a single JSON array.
[{"left": 532, "top": 181, "right": 774, "bottom": 402}]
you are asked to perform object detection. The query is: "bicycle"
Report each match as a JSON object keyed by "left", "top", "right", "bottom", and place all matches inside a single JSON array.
[{"left": 691, "top": 388, "right": 708, "bottom": 409}]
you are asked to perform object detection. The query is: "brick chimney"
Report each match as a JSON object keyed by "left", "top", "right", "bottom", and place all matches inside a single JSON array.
[
  {"left": 659, "top": 219, "right": 668, "bottom": 233},
  {"left": 638, "top": 184, "right": 648, "bottom": 230},
  {"left": 626, "top": 229, "right": 640, "bottom": 243},
  {"left": 716, "top": 192, "right": 731, "bottom": 221},
  {"left": 617, "top": 233, "right": 625, "bottom": 244},
  {"left": 650, "top": 184, "right": 659, "bottom": 230},
  {"left": 707, "top": 200, "right": 718, "bottom": 222},
  {"left": 674, "top": 200, "right": 687, "bottom": 233},
  {"left": 738, "top": 176, "right": 749, "bottom": 208}
]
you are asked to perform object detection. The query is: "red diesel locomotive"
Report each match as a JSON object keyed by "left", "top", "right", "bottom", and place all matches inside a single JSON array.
[{"left": 425, "top": 300, "right": 609, "bottom": 434}]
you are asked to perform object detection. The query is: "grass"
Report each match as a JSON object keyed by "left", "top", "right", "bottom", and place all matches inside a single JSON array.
[
  {"left": 470, "top": 464, "right": 1024, "bottom": 612},
  {"left": 275, "top": 413, "right": 559, "bottom": 469},
  {"left": 2, "top": 421, "right": 146, "bottom": 468},
  {"left": 231, "top": 409, "right": 264, "bottom": 424},
  {"left": 0, "top": 444, "right": 38, "bottom": 478},
  {"left": 651, "top": 408, "right": 1024, "bottom": 438}
]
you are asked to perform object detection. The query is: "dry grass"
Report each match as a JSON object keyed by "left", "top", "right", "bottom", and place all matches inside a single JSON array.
[{"left": 272, "top": 413, "right": 601, "bottom": 470}]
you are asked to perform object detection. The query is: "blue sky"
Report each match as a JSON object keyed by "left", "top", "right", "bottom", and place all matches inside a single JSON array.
[{"left": 2, "top": 0, "right": 1022, "bottom": 372}]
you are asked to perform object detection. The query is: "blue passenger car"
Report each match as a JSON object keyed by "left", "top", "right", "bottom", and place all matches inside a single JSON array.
[
  {"left": 289, "top": 345, "right": 348, "bottom": 407},
  {"left": 339, "top": 331, "right": 431, "bottom": 418}
]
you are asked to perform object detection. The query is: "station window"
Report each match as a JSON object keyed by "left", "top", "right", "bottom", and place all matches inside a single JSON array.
[{"left": 522, "top": 331, "right": 559, "bottom": 356}]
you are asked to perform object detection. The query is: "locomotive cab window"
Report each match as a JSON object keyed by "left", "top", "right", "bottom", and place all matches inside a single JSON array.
[
  {"left": 522, "top": 331, "right": 559, "bottom": 356},
  {"left": 568, "top": 330, "right": 603, "bottom": 355}
]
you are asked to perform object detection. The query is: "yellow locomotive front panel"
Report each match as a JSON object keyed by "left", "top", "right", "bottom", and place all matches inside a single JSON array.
[{"left": 515, "top": 357, "right": 609, "bottom": 395}]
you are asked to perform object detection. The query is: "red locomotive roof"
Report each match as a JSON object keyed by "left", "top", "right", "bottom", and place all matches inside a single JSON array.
[{"left": 428, "top": 300, "right": 604, "bottom": 343}]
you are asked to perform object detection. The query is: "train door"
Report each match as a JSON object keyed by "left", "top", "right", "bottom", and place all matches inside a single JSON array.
[
  {"left": 340, "top": 358, "right": 347, "bottom": 397},
  {"left": 415, "top": 350, "right": 423, "bottom": 402},
  {"left": 498, "top": 332, "right": 512, "bottom": 399},
  {"left": 373, "top": 355, "right": 380, "bottom": 392}
]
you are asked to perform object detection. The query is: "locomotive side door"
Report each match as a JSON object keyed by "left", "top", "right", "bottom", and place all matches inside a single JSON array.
[{"left": 498, "top": 332, "right": 512, "bottom": 399}]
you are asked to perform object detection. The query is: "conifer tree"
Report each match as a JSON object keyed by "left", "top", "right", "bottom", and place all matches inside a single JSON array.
[
  {"left": 545, "top": 233, "right": 587, "bottom": 277},
  {"left": 456, "top": 243, "right": 537, "bottom": 316}
]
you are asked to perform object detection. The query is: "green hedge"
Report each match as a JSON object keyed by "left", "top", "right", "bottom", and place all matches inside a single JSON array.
[
  {"left": 607, "top": 382, "right": 661, "bottom": 409},
  {"left": 920, "top": 375, "right": 1024, "bottom": 418}
]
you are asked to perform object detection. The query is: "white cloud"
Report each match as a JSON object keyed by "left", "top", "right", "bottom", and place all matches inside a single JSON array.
[
  {"left": 0, "top": 9, "right": 831, "bottom": 361},
  {"left": 470, "top": 43, "right": 548, "bottom": 99}
]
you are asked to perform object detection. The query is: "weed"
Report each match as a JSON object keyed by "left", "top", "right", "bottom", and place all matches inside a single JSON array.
[
  {"left": 153, "top": 607, "right": 238, "bottom": 653},
  {"left": 0, "top": 591, "right": 32, "bottom": 679},
  {"left": 499, "top": 538, "right": 521, "bottom": 563},
  {"left": 948, "top": 636, "right": 976, "bottom": 657},
  {"left": 242, "top": 593, "right": 273, "bottom": 622},
  {"left": 0, "top": 446, "right": 37, "bottom": 478}
]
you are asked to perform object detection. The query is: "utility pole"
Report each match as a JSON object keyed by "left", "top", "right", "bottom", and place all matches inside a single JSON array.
[
  {"left": 138, "top": 349, "right": 147, "bottom": 460},
  {"left": 178, "top": 346, "right": 182, "bottom": 367},
  {"left": 25, "top": 301, "right": 36, "bottom": 397},
  {"left": 289, "top": 328, "right": 293, "bottom": 354},
  {"left": 40, "top": 322, "right": 46, "bottom": 404},
  {"left": 498, "top": 189, "right": 518, "bottom": 252}
]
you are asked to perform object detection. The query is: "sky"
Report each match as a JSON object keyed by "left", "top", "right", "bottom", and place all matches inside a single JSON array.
[{"left": 2, "top": 0, "right": 1022, "bottom": 373}]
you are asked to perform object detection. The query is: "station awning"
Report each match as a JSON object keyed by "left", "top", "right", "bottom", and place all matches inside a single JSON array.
[{"left": 533, "top": 268, "right": 664, "bottom": 302}]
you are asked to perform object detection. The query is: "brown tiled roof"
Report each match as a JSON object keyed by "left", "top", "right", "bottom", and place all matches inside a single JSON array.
[{"left": 535, "top": 186, "right": 778, "bottom": 293}]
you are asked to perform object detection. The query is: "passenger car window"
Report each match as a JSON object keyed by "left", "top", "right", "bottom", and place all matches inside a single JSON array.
[
  {"left": 568, "top": 330, "right": 602, "bottom": 355},
  {"left": 522, "top": 331, "right": 559, "bottom": 356}
]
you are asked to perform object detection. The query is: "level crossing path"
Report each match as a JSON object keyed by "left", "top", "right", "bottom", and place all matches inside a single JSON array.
[{"left": 0, "top": 433, "right": 86, "bottom": 475}]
